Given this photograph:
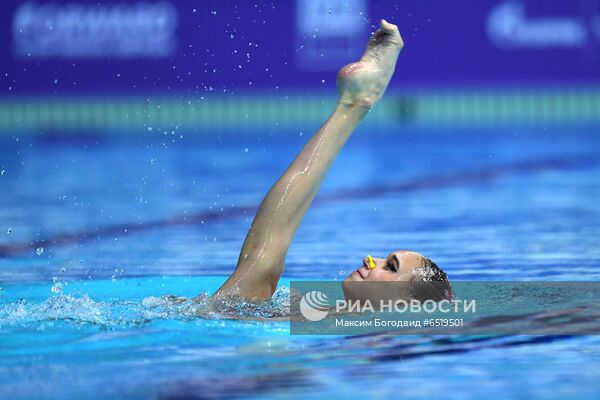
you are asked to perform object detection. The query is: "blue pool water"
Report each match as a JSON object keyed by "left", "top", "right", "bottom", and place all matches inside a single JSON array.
[{"left": 1, "top": 126, "right": 600, "bottom": 399}]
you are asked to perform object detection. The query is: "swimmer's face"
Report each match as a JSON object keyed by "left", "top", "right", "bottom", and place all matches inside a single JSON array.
[
  {"left": 342, "top": 250, "right": 426, "bottom": 302},
  {"left": 345, "top": 250, "right": 425, "bottom": 283}
]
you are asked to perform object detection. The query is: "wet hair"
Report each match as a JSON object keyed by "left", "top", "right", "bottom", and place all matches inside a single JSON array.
[{"left": 409, "top": 258, "right": 452, "bottom": 301}]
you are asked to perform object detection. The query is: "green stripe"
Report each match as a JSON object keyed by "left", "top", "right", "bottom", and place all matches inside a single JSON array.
[{"left": 0, "top": 89, "right": 599, "bottom": 133}]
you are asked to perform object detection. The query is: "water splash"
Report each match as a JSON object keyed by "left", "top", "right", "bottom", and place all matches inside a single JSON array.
[{"left": 0, "top": 286, "right": 290, "bottom": 329}]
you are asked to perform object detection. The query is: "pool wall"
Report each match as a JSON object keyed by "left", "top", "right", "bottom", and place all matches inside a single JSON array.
[{"left": 1, "top": 88, "right": 599, "bottom": 135}]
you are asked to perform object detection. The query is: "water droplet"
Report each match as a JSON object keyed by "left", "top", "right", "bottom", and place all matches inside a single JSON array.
[
  {"left": 1, "top": 170, "right": 5, "bottom": 176},
  {"left": 6, "top": 228, "right": 11, "bottom": 234},
  {"left": 51, "top": 282, "right": 63, "bottom": 293},
  {"left": 244, "top": 148, "right": 249, "bottom": 153},
  {"left": 36, "top": 247, "right": 44, "bottom": 256}
]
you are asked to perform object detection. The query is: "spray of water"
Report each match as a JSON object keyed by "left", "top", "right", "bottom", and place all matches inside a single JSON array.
[{"left": 0, "top": 286, "right": 291, "bottom": 328}]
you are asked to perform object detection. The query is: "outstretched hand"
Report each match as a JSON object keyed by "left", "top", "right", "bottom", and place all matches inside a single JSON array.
[{"left": 337, "top": 19, "right": 403, "bottom": 108}]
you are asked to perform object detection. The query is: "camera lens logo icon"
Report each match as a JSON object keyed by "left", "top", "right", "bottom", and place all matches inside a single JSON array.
[{"left": 299, "top": 290, "right": 329, "bottom": 321}]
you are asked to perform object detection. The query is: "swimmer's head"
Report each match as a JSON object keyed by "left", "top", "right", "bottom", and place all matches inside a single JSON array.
[{"left": 342, "top": 250, "right": 451, "bottom": 303}]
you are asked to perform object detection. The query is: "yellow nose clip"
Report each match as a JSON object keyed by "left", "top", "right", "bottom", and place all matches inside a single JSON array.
[{"left": 367, "top": 255, "right": 376, "bottom": 270}]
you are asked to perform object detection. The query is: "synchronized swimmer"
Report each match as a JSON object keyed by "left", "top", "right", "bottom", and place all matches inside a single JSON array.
[{"left": 212, "top": 20, "right": 451, "bottom": 305}]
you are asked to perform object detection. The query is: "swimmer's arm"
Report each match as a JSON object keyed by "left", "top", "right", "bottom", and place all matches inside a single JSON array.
[{"left": 213, "top": 103, "right": 369, "bottom": 299}]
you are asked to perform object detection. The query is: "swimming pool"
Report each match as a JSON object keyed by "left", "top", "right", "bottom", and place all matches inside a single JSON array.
[{"left": 1, "top": 126, "right": 599, "bottom": 399}]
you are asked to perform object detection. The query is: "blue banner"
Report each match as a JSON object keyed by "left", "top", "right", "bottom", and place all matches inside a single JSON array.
[{"left": 1, "top": 0, "right": 599, "bottom": 95}]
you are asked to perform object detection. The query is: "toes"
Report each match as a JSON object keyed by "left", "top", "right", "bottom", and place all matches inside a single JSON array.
[
  {"left": 380, "top": 19, "right": 397, "bottom": 34},
  {"left": 378, "top": 19, "right": 403, "bottom": 47}
]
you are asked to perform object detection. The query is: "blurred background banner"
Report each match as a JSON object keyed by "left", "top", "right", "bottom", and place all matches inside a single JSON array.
[{"left": 1, "top": 0, "right": 599, "bottom": 131}]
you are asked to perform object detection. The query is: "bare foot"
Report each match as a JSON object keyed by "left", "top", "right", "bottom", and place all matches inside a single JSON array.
[{"left": 337, "top": 19, "right": 403, "bottom": 108}]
